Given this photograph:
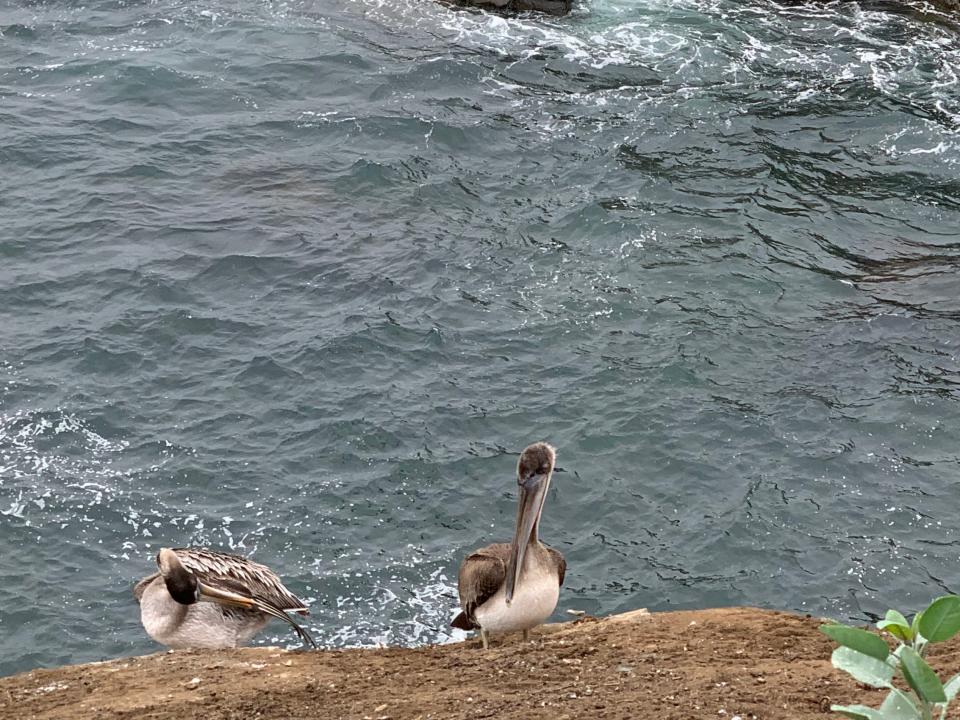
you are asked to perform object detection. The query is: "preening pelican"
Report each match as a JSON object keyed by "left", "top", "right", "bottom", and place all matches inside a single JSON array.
[{"left": 134, "top": 547, "right": 316, "bottom": 649}]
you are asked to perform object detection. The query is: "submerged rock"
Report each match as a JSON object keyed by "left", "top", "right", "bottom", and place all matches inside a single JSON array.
[
  {"left": 440, "top": 0, "right": 960, "bottom": 18},
  {"left": 445, "top": 0, "right": 572, "bottom": 16}
]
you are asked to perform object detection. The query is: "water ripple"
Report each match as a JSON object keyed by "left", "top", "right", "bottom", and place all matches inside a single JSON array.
[{"left": 0, "top": 0, "right": 958, "bottom": 677}]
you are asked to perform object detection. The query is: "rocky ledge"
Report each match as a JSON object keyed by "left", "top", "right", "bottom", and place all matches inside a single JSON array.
[{"left": 6, "top": 606, "right": 960, "bottom": 719}]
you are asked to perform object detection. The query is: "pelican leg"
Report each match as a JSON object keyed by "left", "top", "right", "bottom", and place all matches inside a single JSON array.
[{"left": 481, "top": 628, "right": 489, "bottom": 650}]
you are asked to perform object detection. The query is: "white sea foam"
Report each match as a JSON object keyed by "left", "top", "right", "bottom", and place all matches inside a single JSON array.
[{"left": 263, "top": 553, "right": 466, "bottom": 649}]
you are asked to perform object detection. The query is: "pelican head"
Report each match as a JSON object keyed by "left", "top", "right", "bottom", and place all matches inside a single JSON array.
[
  {"left": 505, "top": 442, "right": 556, "bottom": 605},
  {"left": 157, "top": 548, "right": 258, "bottom": 611},
  {"left": 158, "top": 548, "right": 201, "bottom": 605}
]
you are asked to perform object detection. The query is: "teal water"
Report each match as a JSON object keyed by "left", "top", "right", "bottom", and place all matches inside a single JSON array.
[{"left": 1, "top": 0, "right": 959, "bottom": 677}]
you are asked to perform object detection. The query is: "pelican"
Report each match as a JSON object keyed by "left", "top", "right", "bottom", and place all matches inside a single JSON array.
[
  {"left": 451, "top": 442, "right": 566, "bottom": 648},
  {"left": 133, "top": 547, "right": 316, "bottom": 649}
]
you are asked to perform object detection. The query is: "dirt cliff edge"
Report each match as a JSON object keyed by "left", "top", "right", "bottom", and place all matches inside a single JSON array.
[{"left": 4, "top": 607, "right": 960, "bottom": 720}]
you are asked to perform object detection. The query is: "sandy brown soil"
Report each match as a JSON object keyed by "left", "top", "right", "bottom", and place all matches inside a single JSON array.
[{"left": 4, "top": 607, "right": 960, "bottom": 720}]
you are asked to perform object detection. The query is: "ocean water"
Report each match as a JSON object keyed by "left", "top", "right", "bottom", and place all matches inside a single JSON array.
[{"left": 1, "top": 0, "right": 959, "bottom": 676}]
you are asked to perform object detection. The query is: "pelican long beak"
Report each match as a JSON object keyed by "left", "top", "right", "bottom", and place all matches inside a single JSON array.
[
  {"left": 196, "top": 582, "right": 318, "bottom": 648},
  {"left": 505, "top": 472, "right": 549, "bottom": 605},
  {"left": 196, "top": 582, "right": 258, "bottom": 610}
]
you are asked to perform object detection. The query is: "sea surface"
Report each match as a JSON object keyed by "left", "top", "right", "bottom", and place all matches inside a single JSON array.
[{"left": 1, "top": 0, "right": 959, "bottom": 676}]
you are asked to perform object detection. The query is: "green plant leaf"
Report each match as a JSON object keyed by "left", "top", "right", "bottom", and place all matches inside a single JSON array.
[
  {"left": 879, "top": 689, "right": 922, "bottom": 720},
  {"left": 820, "top": 624, "right": 890, "bottom": 660},
  {"left": 944, "top": 673, "right": 960, "bottom": 702},
  {"left": 900, "top": 646, "right": 946, "bottom": 703},
  {"left": 912, "top": 610, "right": 924, "bottom": 640},
  {"left": 830, "top": 704, "right": 884, "bottom": 720},
  {"left": 832, "top": 646, "right": 895, "bottom": 688},
  {"left": 878, "top": 620, "right": 913, "bottom": 644},
  {"left": 917, "top": 596, "right": 960, "bottom": 644},
  {"left": 884, "top": 609, "right": 910, "bottom": 627}
]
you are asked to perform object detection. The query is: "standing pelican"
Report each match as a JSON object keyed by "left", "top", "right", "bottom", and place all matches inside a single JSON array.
[
  {"left": 451, "top": 442, "right": 566, "bottom": 648},
  {"left": 133, "top": 547, "right": 316, "bottom": 649}
]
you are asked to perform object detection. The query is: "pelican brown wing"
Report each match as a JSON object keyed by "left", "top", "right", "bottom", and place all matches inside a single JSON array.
[
  {"left": 170, "top": 548, "right": 309, "bottom": 615},
  {"left": 169, "top": 548, "right": 316, "bottom": 648},
  {"left": 451, "top": 543, "right": 510, "bottom": 630}
]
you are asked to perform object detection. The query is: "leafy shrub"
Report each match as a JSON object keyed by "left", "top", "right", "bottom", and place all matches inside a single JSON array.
[{"left": 820, "top": 595, "right": 960, "bottom": 720}]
